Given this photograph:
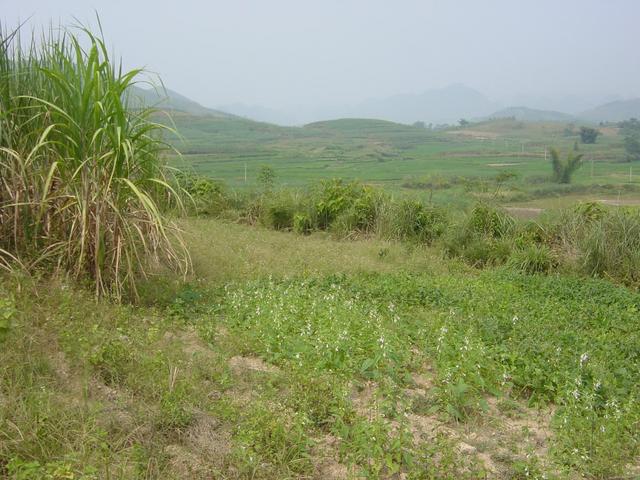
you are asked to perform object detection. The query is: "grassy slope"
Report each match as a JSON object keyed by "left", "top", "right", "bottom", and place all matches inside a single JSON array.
[{"left": 1, "top": 218, "right": 638, "bottom": 479}]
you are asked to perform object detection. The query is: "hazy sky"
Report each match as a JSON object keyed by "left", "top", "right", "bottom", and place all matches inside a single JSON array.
[{"left": 3, "top": 0, "right": 639, "bottom": 110}]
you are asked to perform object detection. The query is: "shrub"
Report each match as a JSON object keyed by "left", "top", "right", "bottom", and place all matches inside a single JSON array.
[
  {"left": 466, "top": 203, "right": 515, "bottom": 238},
  {"left": 313, "top": 179, "right": 363, "bottom": 230},
  {"left": 579, "top": 126, "right": 600, "bottom": 144},
  {"left": 513, "top": 220, "right": 553, "bottom": 248},
  {"left": 391, "top": 199, "right": 448, "bottom": 244},
  {"left": 175, "top": 172, "right": 228, "bottom": 216},
  {"left": 508, "top": 244, "right": 556, "bottom": 274},
  {"left": 443, "top": 203, "right": 515, "bottom": 267},
  {"left": 330, "top": 188, "right": 386, "bottom": 238},
  {"left": 0, "top": 25, "right": 189, "bottom": 298},
  {"left": 580, "top": 209, "right": 640, "bottom": 285},
  {"left": 266, "top": 204, "right": 294, "bottom": 230},
  {"left": 260, "top": 191, "right": 304, "bottom": 231},
  {"left": 293, "top": 213, "right": 314, "bottom": 235}
]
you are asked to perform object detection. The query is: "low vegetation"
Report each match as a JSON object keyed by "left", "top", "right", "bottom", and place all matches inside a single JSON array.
[
  {"left": 2, "top": 220, "right": 639, "bottom": 479},
  {"left": 1, "top": 21, "right": 639, "bottom": 480},
  {"left": 178, "top": 172, "right": 640, "bottom": 289}
]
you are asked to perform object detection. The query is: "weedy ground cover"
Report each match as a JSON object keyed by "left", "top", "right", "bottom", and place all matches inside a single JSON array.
[
  {"left": 2, "top": 218, "right": 638, "bottom": 479},
  {"left": 0, "top": 25, "right": 188, "bottom": 299}
]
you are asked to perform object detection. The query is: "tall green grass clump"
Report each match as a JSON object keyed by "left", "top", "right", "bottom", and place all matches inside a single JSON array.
[
  {"left": 381, "top": 199, "right": 448, "bottom": 244},
  {"left": 443, "top": 202, "right": 515, "bottom": 266},
  {"left": 580, "top": 208, "right": 640, "bottom": 285},
  {"left": 0, "top": 24, "right": 189, "bottom": 298}
]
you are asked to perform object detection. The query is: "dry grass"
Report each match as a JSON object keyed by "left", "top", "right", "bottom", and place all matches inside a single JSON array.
[{"left": 181, "top": 217, "right": 454, "bottom": 284}]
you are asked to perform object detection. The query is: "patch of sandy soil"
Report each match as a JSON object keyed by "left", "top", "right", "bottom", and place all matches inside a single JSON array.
[
  {"left": 598, "top": 198, "right": 640, "bottom": 206},
  {"left": 162, "top": 328, "right": 215, "bottom": 358},
  {"left": 353, "top": 368, "right": 557, "bottom": 478},
  {"left": 312, "top": 434, "right": 354, "bottom": 480},
  {"left": 487, "top": 162, "right": 522, "bottom": 167},
  {"left": 351, "top": 380, "right": 379, "bottom": 420},
  {"left": 225, "top": 355, "right": 281, "bottom": 407},
  {"left": 504, "top": 206, "right": 544, "bottom": 219},
  {"left": 164, "top": 413, "right": 234, "bottom": 478},
  {"left": 228, "top": 355, "right": 280, "bottom": 374}
]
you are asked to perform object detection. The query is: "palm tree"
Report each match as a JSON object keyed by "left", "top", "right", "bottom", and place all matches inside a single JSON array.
[{"left": 550, "top": 148, "right": 584, "bottom": 184}]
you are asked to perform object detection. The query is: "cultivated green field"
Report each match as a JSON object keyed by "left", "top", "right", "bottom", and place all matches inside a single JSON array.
[{"left": 168, "top": 115, "right": 638, "bottom": 207}]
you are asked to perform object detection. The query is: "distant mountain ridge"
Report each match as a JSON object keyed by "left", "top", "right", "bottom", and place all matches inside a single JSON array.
[
  {"left": 484, "top": 106, "right": 574, "bottom": 123},
  {"left": 579, "top": 99, "right": 640, "bottom": 122},
  {"left": 129, "top": 84, "right": 640, "bottom": 126},
  {"left": 128, "top": 85, "right": 235, "bottom": 118},
  {"left": 351, "top": 84, "right": 499, "bottom": 125}
]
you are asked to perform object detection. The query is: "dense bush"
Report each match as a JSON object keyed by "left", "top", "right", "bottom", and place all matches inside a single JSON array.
[
  {"left": 175, "top": 171, "right": 228, "bottom": 215},
  {"left": 466, "top": 203, "right": 515, "bottom": 238},
  {"left": 443, "top": 203, "right": 515, "bottom": 266},
  {"left": 330, "top": 187, "right": 387, "bottom": 237},
  {"left": 313, "top": 179, "right": 372, "bottom": 230},
  {"left": 389, "top": 199, "right": 448, "bottom": 244}
]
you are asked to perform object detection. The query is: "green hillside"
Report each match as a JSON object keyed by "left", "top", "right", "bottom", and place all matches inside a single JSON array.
[
  {"left": 485, "top": 106, "right": 574, "bottom": 123},
  {"left": 166, "top": 112, "right": 636, "bottom": 208}
]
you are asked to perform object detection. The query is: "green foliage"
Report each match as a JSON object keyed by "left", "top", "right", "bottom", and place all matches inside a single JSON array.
[
  {"left": 313, "top": 179, "right": 365, "bottom": 230},
  {"left": 508, "top": 244, "right": 556, "bottom": 274},
  {"left": 158, "top": 383, "right": 194, "bottom": 430},
  {"left": 461, "top": 237, "right": 512, "bottom": 267},
  {"left": 0, "top": 292, "right": 15, "bottom": 342},
  {"left": 175, "top": 171, "right": 228, "bottom": 215},
  {"left": 0, "top": 24, "right": 188, "bottom": 299},
  {"left": 466, "top": 203, "right": 515, "bottom": 238},
  {"left": 389, "top": 200, "right": 449, "bottom": 244},
  {"left": 623, "top": 132, "right": 640, "bottom": 161},
  {"left": 444, "top": 203, "right": 515, "bottom": 267},
  {"left": 293, "top": 212, "right": 313, "bottom": 235},
  {"left": 257, "top": 164, "right": 276, "bottom": 191},
  {"left": 89, "top": 338, "right": 136, "bottom": 386},
  {"left": 5, "top": 457, "right": 98, "bottom": 480},
  {"left": 219, "top": 278, "right": 410, "bottom": 380},
  {"left": 550, "top": 148, "right": 584, "bottom": 184},
  {"left": 579, "top": 126, "right": 600, "bottom": 144},
  {"left": 580, "top": 208, "right": 640, "bottom": 285},
  {"left": 233, "top": 404, "right": 313, "bottom": 477},
  {"left": 261, "top": 195, "right": 297, "bottom": 231}
]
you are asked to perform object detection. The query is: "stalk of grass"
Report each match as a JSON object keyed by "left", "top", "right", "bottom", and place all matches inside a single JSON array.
[{"left": 0, "top": 22, "right": 189, "bottom": 299}]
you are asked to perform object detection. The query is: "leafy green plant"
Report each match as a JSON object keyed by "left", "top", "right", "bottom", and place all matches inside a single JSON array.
[
  {"left": 466, "top": 203, "right": 515, "bottom": 238},
  {"left": 175, "top": 171, "right": 228, "bottom": 215},
  {"left": 0, "top": 293, "right": 15, "bottom": 342},
  {"left": 158, "top": 383, "right": 194, "bottom": 431},
  {"left": 234, "top": 404, "right": 313, "bottom": 477},
  {"left": 550, "top": 148, "right": 584, "bottom": 184},
  {"left": 0, "top": 24, "right": 189, "bottom": 299},
  {"left": 293, "top": 212, "right": 313, "bottom": 235},
  {"left": 257, "top": 164, "right": 276, "bottom": 191}
]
